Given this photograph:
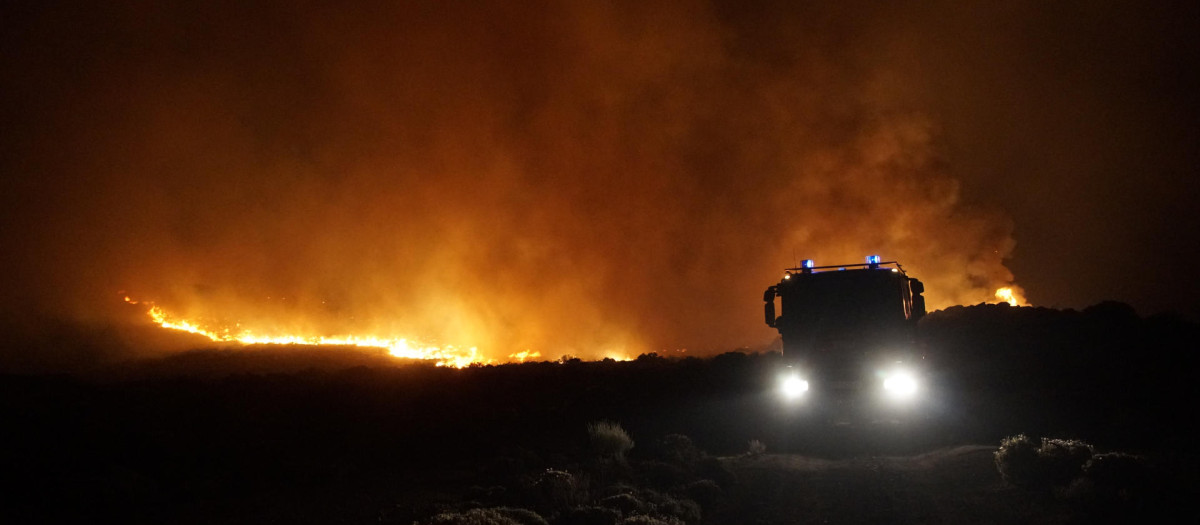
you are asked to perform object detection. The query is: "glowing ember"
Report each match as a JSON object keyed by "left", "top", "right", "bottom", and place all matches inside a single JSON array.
[
  {"left": 133, "top": 298, "right": 492, "bottom": 368},
  {"left": 993, "top": 286, "right": 1027, "bottom": 307}
]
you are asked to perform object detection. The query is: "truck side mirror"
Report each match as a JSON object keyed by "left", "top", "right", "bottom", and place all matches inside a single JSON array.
[
  {"left": 763, "top": 286, "right": 777, "bottom": 303},
  {"left": 763, "top": 286, "right": 777, "bottom": 327}
]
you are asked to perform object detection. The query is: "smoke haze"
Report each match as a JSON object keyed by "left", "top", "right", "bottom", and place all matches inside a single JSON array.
[{"left": 2, "top": 1, "right": 1195, "bottom": 364}]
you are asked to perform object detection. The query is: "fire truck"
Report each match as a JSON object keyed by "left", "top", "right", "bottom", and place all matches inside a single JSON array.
[{"left": 763, "top": 255, "right": 927, "bottom": 423}]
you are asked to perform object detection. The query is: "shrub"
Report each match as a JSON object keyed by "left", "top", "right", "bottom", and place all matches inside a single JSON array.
[
  {"left": 639, "top": 460, "right": 690, "bottom": 489},
  {"left": 994, "top": 434, "right": 1042, "bottom": 487},
  {"left": 426, "top": 507, "right": 547, "bottom": 525},
  {"left": 682, "top": 479, "right": 722, "bottom": 508},
  {"left": 494, "top": 508, "right": 549, "bottom": 525},
  {"left": 1037, "top": 438, "right": 1094, "bottom": 486},
  {"left": 534, "top": 469, "right": 581, "bottom": 510},
  {"left": 1082, "top": 452, "right": 1149, "bottom": 499},
  {"left": 560, "top": 506, "right": 621, "bottom": 525},
  {"left": 747, "top": 439, "right": 766, "bottom": 457},
  {"left": 588, "top": 421, "right": 635, "bottom": 460},
  {"left": 696, "top": 457, "right": 737, "bottom": 488},
  {"left": 597, "top": 488, "right": 701, "bottom": 523},
  {"left": 655, "top": 434, "right": 704, "bottom": 466},
  {"left": 994, "top": 434, "right": 1095, "bottom": 489},
  {"left": 1065, "top": 453, "right": 1153, "bottom": 520},
  {"left": 597, "top": 493, "right": 645, "bottom": 515},
  {"left": 652, "top": 496, "right": 701, "bottom": 523},
  {"left": 426, "top": 509, "right": 515, "bottom": 525},
  {"left": 616, "top": 515, "right": 683, "bottom": 525},
  {"left": 595, "top": 483, "right": 638, "bottom": 499}
]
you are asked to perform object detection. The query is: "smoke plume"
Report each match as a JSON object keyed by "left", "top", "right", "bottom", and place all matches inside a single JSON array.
[{"left": 1, "top": 1, "right": 1029, "bottom": 361}]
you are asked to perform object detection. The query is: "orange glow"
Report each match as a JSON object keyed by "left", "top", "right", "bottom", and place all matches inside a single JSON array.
[
  {"left": 993, "top": 286, "right": 1028, "bottom": 307},
  {"left": 137, "top": 300, "right": 493, "bottom": 368},
  {"left": 507, "top": 350, "right": 542, "bottom": 363},
  {"left": 602, "top": 351, "right": 634, "bottom": 362}
]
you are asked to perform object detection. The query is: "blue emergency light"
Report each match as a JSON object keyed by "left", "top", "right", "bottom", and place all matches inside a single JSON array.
[
  {"left": 802, "top": 259, "right": 815, "bottom": 269},
  {"left": 866, "top": 255, "right": 881, "bottom": 264}
]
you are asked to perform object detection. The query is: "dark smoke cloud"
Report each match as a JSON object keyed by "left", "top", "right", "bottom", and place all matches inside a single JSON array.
[{"left": 2, "top": 1, "right": 1195, "bottom": 365}]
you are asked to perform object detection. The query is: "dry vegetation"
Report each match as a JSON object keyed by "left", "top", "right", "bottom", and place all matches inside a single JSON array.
[{"left": 1, "top": 303, "right": 1196, "bottom": 523}]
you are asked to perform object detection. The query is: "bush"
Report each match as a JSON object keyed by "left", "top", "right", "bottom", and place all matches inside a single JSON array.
[
  {"left": 597, "top": 493, "right": 646, "bottom": 515},
  {"left": 496, "top": 508, "right": 549, "bottom": 525},
  {"left": 696, "top": 457, "right": 737, "bottom": 488},
  {"left": 426, "top": 509, "right": 515, "bottom": 525},
  {"left": 994, "top": 434, "right": 1094, "bottom": 489},
  {"left": 595, "top": 483, "right": 638, "bottom": 499},
  {"left": 682, "top": 479, "right": 722, "bottom": 508},
  {"left": 651, "top": 496, "right": 701, "bottom": 523},
  {"left": 639, "top": 460, "right": 690, "bottom": 489},
  {"left": 560, "top": 506, "right": 621, "bottom": 525},
  {"left": 1082, "top": 452, "right": 1149, "bottom": 499},
  {"left": 592, "top": 488, "right": 701, "bottom": 523},
  {"left": 1038, "top": 438, "right": 1094, "bottom": 486},
  {"left": 426, "top": 507, "right": 547, "bottom": 525},
  {"left": 746, "top": 439, "right": 766, "bottom": 456},
  {"left": 616, "top": 516, "right": 683, "bottom": 525},
  {"left": 654, "top": 434, "right": 704, "bottom": 467},
  {"left": 1065, "top": 453, "right": 1154, "bottom": 520},
  {"left": 588, "top": 421, "right": 635, "bottom": 460},
  {"left": 994, "top": 434, "right": 1044, "bottom": 487},
  {"left": 534, "top": 469, "right": 582, "bottom": 510},
  {"left": 496, "top": 508, "right": 550, "bottom": 525}
]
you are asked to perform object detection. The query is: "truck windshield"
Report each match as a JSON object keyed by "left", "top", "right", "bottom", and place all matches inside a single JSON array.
[{"left": 783, "top": 272, "right": 906, "bottom": 336}]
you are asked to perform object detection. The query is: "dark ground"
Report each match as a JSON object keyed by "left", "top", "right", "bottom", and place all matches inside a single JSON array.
[
  {"left": 724, "top": 446, "right": 1036, "bottom": 524},
  {"left": 1, "top": 302, "right": 1197, "bottom": 523}
]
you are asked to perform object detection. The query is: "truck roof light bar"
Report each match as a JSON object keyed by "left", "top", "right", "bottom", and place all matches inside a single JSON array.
[{"left": 784, "top": 260, "right": 906, "bottom": 274}]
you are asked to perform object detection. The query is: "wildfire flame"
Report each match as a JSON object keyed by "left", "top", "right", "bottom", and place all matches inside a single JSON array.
[
  {"left": 993, "top": 286, "right": 1027, "bottom": 307},
  {"left": 507, "top": 350, "right": 542, "bottom": 363},
  {"left": 133, "top": 298, "right": 495, "bottom": 368}
]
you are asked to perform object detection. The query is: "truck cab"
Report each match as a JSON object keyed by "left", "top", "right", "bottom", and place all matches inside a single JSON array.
[{"left": 764, "top": 256, "right": 927, "bottom": 422}]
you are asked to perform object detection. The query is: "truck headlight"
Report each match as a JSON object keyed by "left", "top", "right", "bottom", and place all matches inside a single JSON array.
[
  {"left": 882, "top": 369, "right": 918, "bottom": 400},
  {"left": 780, "top": 374, "right": 810, "bottom": 400}
]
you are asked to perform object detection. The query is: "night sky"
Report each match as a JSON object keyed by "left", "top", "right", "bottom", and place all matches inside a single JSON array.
[{"left": 2, "top": 1, "right": 1197, "bottom": 362}]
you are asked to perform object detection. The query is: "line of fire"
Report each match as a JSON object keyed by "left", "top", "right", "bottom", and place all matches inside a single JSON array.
[{"left": 128, "top": 254, "right": 1024, "bottom": 371}]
